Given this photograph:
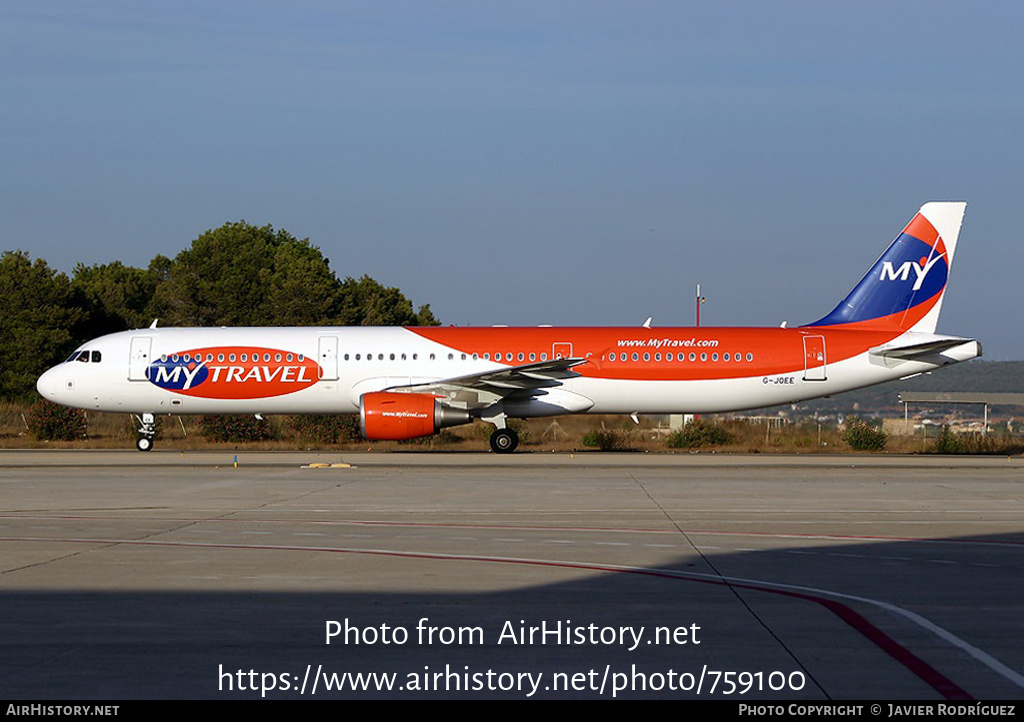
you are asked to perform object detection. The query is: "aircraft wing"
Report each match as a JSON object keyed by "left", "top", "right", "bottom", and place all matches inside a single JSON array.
[{"left": 385, "top": 357, "right": 589, "bottom": 407}]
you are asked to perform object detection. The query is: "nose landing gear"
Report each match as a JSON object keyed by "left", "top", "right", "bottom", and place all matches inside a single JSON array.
[{"left": 135, "top": 413, "right": 156, "bottom": 452}]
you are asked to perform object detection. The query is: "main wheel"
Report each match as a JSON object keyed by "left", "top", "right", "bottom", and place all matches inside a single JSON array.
[
  {"left": 489, "top": 427, "right": 519, "bottom": 454},
  {"left": 136, "top": 436, "right": 154, "bottom": 452}
]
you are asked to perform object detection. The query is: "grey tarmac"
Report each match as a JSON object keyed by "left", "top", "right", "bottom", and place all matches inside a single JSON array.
[{"left": 1, "top": 451, "right": 1021, "bottom": 699}]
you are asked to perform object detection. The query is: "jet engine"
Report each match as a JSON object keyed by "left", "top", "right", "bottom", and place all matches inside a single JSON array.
[{"left": 359, "top": 391, "right": 471, "bottom": 440}]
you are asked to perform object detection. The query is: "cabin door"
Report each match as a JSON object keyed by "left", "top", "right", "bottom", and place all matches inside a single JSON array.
[
  {"left": 803, "top": 335, "right": 827, "bottom": 381},
  {"left": 318, "top": 336, "right": 339, "bottom": 381},
  {"left": 128, "top": 336, "right": 152, "bottom": 381}
]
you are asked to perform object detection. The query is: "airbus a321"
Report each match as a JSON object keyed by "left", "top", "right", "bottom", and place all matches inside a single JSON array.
[{"left": 37, "top": 202, "right": 980, "bottom": 453}]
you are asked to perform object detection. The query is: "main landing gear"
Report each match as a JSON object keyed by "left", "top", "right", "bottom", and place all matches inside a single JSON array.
[
  {"left": 489, "top": 427, "right": 519, "bottom": 454},
  {"left": 483, "top": 409, "right": 519, "bottom": 454},
  {"left": 135, "top": 413, "right": 156, "bottom": 452}
]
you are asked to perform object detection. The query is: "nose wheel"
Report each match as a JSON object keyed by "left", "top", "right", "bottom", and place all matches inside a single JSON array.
[
  {"left": 135, "top": 413, "right": 156, "bottom": 452},
  {"left": 489, "top": 427, "right": 519, "bottom": 454}
]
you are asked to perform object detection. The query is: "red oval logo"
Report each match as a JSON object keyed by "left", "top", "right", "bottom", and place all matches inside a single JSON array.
[{"left": 148, "top": 347, "right": 320, "bottom": 399}]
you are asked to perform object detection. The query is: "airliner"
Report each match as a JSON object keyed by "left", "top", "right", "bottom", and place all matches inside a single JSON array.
[{"left": 37, "top": 202, "right": 980, "bottom": 453}]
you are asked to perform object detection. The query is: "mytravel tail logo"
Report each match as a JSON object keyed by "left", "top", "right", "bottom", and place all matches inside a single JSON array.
[
  {"left": 147, "top": 347, "right": 320, "bottom": 399},
  {"left": 878, "top": 251, "right": 947, "bottom": 292},
  {"left": 806, "top": 209, "right": 951, "bottom": 329}
]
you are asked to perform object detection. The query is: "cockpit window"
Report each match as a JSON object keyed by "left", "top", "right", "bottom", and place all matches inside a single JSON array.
[{"left": 65, "top": 349, "right": 102, "bottom": 363}]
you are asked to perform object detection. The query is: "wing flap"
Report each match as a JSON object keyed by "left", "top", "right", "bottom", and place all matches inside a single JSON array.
[{"left": 384, "top": 357, "right": 588, "bottom": 406}]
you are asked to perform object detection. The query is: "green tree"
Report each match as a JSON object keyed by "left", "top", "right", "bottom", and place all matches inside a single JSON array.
[
  {"left": 72, "top": 260, "right": 162, "bottom": 333},
  {"left": 150, "top": 222, "right": 303, "bottom": 326},
  {"left": 0, "top": 251, "right": 85, "bottom": 398},
  {"left": 146, "top": 222, "right": 434, "bottom": 327},
  {"left": 336, "top": 275, "right": 439, "bottom": 326},
  {"left": 261, "top": 238, "right": 345, "bottom": 325}
]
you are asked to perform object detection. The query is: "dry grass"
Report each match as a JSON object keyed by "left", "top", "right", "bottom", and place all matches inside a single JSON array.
[{"left": 2, "top": 401, "right": 1020, "bottom": 455}]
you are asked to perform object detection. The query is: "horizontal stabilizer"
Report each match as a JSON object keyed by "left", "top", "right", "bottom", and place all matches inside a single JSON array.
[{"left": 869, "top": 334, "right": 980, "bottom": 361}]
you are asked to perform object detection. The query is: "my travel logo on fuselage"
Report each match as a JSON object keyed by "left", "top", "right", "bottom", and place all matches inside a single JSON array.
[{"left": 147, "top": 346, "right": 320, "bottom": 399}]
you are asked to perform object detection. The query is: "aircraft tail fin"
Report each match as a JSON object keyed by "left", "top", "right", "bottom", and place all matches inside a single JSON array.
[{"left": 804, "top": 202, "right": 966, "bottom": 333}]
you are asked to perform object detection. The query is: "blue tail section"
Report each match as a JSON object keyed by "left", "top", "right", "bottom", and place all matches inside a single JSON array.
[{"left": 805, "top": 202, "right": 965, "bottom": 333}]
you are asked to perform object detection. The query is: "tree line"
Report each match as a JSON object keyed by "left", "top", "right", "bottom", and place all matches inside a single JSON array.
[{"left": 1, "top": 221, "right": 437, "bottom": 399}]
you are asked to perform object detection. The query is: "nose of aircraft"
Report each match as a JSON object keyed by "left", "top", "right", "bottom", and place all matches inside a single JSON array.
[{"left": 36, "top": 366, "right": 65, "bottom": 402}]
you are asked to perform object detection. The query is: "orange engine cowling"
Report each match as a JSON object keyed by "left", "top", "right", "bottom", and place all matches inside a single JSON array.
[{"left": 360, "top": 391, "right": 472, "bottom": 440}]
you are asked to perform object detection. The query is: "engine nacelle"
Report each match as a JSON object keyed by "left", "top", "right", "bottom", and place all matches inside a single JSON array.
[{"left": 359, "top": 391, "right": 472, "bottom": 440}]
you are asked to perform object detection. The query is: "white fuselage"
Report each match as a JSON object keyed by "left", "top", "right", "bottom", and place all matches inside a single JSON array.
[{"left": 37, "top": 325, "right": 981, "bottom": 418}]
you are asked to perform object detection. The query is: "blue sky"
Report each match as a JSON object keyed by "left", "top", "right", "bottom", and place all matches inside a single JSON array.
[{"left": 3, "top": 2, "right": 1022, "bottom": 357}]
